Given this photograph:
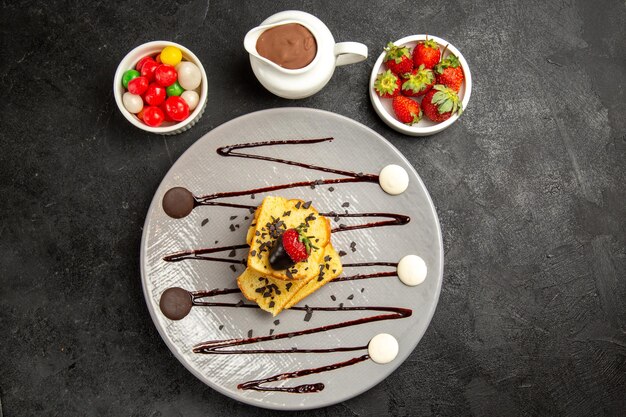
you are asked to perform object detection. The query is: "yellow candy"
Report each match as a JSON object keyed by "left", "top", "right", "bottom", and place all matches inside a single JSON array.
[{"left": 160, "top": 46, "right": 182, "bottom": 66}]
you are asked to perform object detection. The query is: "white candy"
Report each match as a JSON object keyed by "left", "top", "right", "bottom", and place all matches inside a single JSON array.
[
  {"left": 397, "top": 255, "right": 427, "bottom": 286},
  {"left": 176, "top": 61, "right": 202, "bottom": 91},
  {"left": 368, "top": 333, "right": 399, "bottom": 364},
  {"left": 379, "top": 164, "right": 409, "bottom": 195},
  {"left": 181, "top": 90, "right": 200, "bottom": 111},
  {"left": 122, "top": 92, "right": 143, "bottom": 114}
]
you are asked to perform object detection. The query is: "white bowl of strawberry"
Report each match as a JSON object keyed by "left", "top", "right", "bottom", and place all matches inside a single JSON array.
[{"left": 369, "top": 35, "right": 471, "bottom": 136}]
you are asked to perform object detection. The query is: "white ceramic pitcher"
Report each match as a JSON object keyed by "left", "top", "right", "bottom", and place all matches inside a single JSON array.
[{"left": 244, "top": 10, "right": 368, "bottom": 99}]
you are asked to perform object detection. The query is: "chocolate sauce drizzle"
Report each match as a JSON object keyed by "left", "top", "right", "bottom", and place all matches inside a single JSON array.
[
  {"left": 159, "top": 262, "right": 400, "bottom": 322},
  {"left": 237, "top": 354, "right": 370, "bottom": 393},
  {"left": 185, "top": 289, "right": 410, "bottom": 393},
  {"left": 192, "top": 304, "right": 411, "bottom": 354},
  {"left": 162, "top": 244, "right": 249, "bottom": 264},
  {"left": 322, "top": 212, "right": 410, "bottom": 233},
  {"left": 200, "top": 137, "right": 379, "bottom": 203},
  {"left": 163, "top": 245, "right": 399, "bottom": 284}
]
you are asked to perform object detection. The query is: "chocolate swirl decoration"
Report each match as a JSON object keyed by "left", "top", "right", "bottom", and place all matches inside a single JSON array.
[
  {"left": 237, "top": 355, "right": 370, "bottom": 393},
  {"left": 162, "top": 138, "right": 382, "bottom": 219},
  {"left": 159, "top": 137, "right": 415, "bottom": 393},
  {"left": 159, "top": 260, "right": 400, "bottom": 320},
  {"left": 159, "top": 286, "right": 411, "bottom": 393}
]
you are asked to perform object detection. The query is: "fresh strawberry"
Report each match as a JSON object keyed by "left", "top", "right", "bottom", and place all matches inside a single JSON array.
[
  {"left": 374, "top": 70, "right": 402, "bottom": 98},
  {"left": 269, "top": 227, "right": 316, "bottom": 270},
  {"left": 392, "top": 96, "right": 422, "bottom": 125},
  {"left": 401, "top": 65, "right": 435, "bottom": 97},
  {"left": 421, "top": 85, "right": 463, "bottom": 122},
  {"left": 413, "top": 38, "right": 441, "bottom": 70},
  {"left": 434, "top": 54, "right": 464, "bottom": 91},
  {"left": 383, "top": 42, "right": 413, "bottom": 75}
]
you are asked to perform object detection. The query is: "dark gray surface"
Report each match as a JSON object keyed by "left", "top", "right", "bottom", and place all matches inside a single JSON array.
[{"left": 1, "top": 0, "right": 624, "bottom": 415}]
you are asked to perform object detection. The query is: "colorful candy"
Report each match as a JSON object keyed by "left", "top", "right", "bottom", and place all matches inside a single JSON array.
[
  {"left": 166, "top": 81, "right": 184, "bottom": 97},
  {"left": 136, "top": 56, "right": 154, "bottom": 72},
  {"left": 160, "top": 46, "right": 182, "bottom": 66},
  {"left": 140, "top": 59, "right": 158, "bottom": 82},
  {"left": 144, "top": 83, "right": 166, "bottom": 106},
  {"left": 122, "top": 92, "right": 143, "bottom": 114},
  {"left": 164, "top": 96, "right": 190, "bottom": 122},
  {"left": 143, "top": 106, "right": 165, "bottom": 127},
  {"left": 122, "top": 69, "right": 140, "bottom": 88},
  {"left": 127, "top": 76, "right": 149, "bottom": 95},
  {"left": 121, "top": 45, "right": 202, "bottom": 128},
  {"left": 181, "top": 90, "right": 199, "bottom": 111},
  {"left": 176, "top": 61, "right": 201, "bottom": 90},
  {"left": 155, "top": 64, "right": 177, "bottom": 87}
]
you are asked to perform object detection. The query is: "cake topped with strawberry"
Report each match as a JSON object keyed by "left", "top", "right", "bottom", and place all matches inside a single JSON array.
[{"left": 238, "top": 196, "right": 342, "bottom": 316}]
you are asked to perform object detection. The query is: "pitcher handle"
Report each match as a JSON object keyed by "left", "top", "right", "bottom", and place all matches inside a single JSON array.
[{"left": 334, "top": 42, "right": 368, "bottom": 66}]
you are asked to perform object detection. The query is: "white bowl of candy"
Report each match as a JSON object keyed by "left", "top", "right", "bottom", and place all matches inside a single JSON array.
[{"left": 114, "top": 41, "right": 208, "bottom": 135}]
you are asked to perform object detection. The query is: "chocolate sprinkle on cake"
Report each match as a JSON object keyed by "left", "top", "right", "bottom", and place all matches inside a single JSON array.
[
  {"left": 342, "top": 202, "right": 350, "bottom": 208},
  {"left": 228, "top": 249, "right": 236, "bottom": 257},
  {"left": 230, "top": 215, "right": 238, "bottom": 220},
  {"left": 274, "top": 319, "right": 280, "bottom": 325},
  {"left": 347, "top": 294, "right": 354, "bottom": 300},
  {"left": 201, "top": 218, "right": 209, "bottom": 226}
]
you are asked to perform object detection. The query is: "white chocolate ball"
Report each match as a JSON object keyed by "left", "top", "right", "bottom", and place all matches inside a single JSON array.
[
  {"left": 379, "top": 164, "right": 409, "bottom": 195},
  {"left": 368, "top": 333, "right": 399, "bottom": 364},
  {"left": 176, "top": 61, "right": 202, "bottom": 91},
  {"left": 181, "top": 90, "right": 200, "bottom": 111},
  {"left": 122, "top": 92, "right": 143, "bottom": 114},
  {"left": 397, "top": 255, "right": 427, "bottom": 286}
]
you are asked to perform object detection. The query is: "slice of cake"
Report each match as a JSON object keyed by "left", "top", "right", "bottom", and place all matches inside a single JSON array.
[
  {"left": 237, "top": 243, "right": 341, "bottom": 316},
  {"left": 246, "top": 196, "right": 330, "bottom": 281}
]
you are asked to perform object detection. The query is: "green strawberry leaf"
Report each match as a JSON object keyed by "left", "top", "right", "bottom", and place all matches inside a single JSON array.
[
  {"left": 374, "top": 70, "right": 399, "bottom": 96},
  {"left": 434, "top": 54, "right": 461, "bottom": 74},
  {"left": 402, "top": 65, "right": 435, "bottom": 93},
  {"left": 384, "top": 42, "right": 411, "bottom": 64},
  {"left": 423, "top": 39, "right": 438, "bottom": 49},
  {"left": 431, "top": 85, "right": 462, "bottom": 115}
]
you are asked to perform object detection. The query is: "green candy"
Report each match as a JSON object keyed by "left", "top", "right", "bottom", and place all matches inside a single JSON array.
[
  {"left": 166, "top": 81, "right": 184, "bottom": 97},
  {"left": 122, "top": 69, "right": 140, "bottom": 89}
]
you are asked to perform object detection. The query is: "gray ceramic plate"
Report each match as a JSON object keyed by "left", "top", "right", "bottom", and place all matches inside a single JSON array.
[{"left": 140, "top": 108, "right": 443, "bottom": 410}]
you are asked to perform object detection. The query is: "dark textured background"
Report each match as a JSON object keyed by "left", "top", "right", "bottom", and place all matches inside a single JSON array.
[{"left": 1, "top": 0, "right": 625, "bottom": 415}]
